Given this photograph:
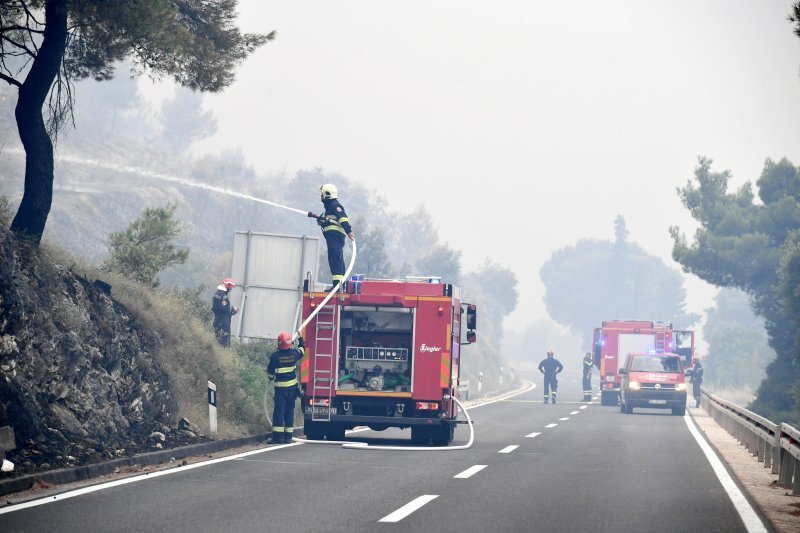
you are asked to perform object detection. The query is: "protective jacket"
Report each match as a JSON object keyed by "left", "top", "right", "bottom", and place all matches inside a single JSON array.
[
  {"left": 317, "top": 198, "right": 353, "bottom": 284},
  {"left": 268, "top": 344, "right": 305, "bottom": 443},
  {"left": 538, "top": 357, "right": 563, "bottom": 376},
  {"left": 267, "top": 346, "right": 305, "bottom": 388},
  {"left": 211, "top": 287, "right": 237, "bottom": 346}
]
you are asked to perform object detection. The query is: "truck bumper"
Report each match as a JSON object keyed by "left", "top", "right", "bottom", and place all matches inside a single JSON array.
[{"left": 304, "top": 413, "right": 452, "bottom": 428}]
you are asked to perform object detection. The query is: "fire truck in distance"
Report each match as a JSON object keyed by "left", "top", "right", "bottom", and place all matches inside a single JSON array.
[
  {"left": 592, "top": 320, "right": 694, "bottom": 406},
  {"left": 299, "top": 276, "right": 477, "bottom": 445}
]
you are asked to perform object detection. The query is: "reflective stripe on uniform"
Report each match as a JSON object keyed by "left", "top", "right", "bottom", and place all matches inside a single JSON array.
[
  {"left": 323, "top": 225, "right": 347, "bottom": 235},
  {"left": 275, "top": 366, "right": 296, "bottom": 373},
  {"left": 275, "top": 378, "right": 298, "bottom": 387},
  {"left": 332, "top": 274, "right": 344, "bottom": 281},
  {"left": 273, "top": 426, "right": 285, "bottom": 432}
]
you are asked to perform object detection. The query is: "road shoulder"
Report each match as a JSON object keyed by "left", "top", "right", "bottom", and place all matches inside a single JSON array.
[{"left": 689, "top": 405, "right": 800, "bottom": 532}]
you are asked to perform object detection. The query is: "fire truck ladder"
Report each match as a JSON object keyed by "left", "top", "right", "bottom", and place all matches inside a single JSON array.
[
  {"left": 311, "top": 303, "right": 337, "bottom": 422},
  {"left": 654, "top": 324, "right": 669, "bottom": 352}
]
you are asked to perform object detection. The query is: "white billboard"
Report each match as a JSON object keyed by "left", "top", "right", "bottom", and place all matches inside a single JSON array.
[{"left": 230, "top": 231, "right": 320, "bottom": 341}]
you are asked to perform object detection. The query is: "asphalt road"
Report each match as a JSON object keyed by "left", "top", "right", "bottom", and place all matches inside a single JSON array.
[{"left": 0, "top": 383, "right": 762, "bottom": 533}]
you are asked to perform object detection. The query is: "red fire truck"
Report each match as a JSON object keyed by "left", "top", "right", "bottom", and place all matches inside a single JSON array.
[
  {"left": 299, "top": 277, "right": 477, "bottom": 445},
  {"left": 592, "top": 320, "right": 694, "bottom": 406}
]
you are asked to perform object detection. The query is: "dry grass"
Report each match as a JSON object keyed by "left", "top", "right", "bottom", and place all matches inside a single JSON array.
[{"left": 40, "top": 242, "right": 269, "bottom": 438}]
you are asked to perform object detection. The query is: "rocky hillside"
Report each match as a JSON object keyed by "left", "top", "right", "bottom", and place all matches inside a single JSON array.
[{"left": 0, "top": 229, "right": 206, "bottom": 477}]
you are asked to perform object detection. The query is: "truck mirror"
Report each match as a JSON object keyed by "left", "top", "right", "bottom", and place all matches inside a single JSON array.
[
  {"left": 466, "top": 330, "right": 476, "bottom": 343},
  {"left": 466, "top": 304, "right": 477, "bottom": 330},
  {"left": 618, "top": 368, "right": 627, "bottom": 375}
]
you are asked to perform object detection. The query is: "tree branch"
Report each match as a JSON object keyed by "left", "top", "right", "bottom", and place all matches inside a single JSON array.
[
  {"left": 0, "top": 71, "right": 22, "bottom": 87},
  {"left": 0, "top": 33, "right": 37, "bottom": 57}
]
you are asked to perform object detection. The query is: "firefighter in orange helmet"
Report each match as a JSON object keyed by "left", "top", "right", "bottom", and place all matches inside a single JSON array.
[
  {"left": 211, "top": 278, "right": 239, "bottom": 347},
  {"left": 538, "top": 349, "right": 563, "bottom": 404},
  {"left": 267, "top": 332, "right": 305, "bottom": 443}
]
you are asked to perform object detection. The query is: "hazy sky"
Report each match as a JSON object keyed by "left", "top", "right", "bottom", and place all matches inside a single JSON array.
[{"left": 185, "top": 1, "right": 800, "bottom": 332}]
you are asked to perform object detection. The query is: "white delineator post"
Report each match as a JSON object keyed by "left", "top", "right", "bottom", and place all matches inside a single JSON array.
[
  {"left": 478, "top": 372, "right": 483, "bottom": 394},
  {"left": 208, "top": 381, "right": 218, "bottom": 434}
]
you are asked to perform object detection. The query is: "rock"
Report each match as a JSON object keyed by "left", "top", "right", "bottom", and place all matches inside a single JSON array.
[
  {"left": 148, "top": 431, "right": 166, "bottom": 442},
  {"left": 178, "top": 418, "right": 198, "bottom": 432}
]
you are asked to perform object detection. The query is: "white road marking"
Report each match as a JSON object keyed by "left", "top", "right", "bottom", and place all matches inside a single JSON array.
[
  {"left": 559, "top": 417, "right": 569, "bottom": 421},
  {"left": 454, "top": 464, "right": 488, "bottom": 479},
  {"left": 379, "top": 495, "right": 439, "bottom": 523},
  {"left": 525, "top": 432, "right": 541, "bottom": 438},
  {"left": 0, "top": 442, "right": 302, "bottom": 515},
  {"left": 498, "top": 445, "right": 519, "bottom": 454},
  {"left": 545, "top": 423, "right": 558, "bottom": 428},
  {"left": 579, "top": 405, "right": 588, "bottom": 410},
  {"left": 683, "top": 415, "right": 767, "bottom": 532},
  {"left": 570, "top": 411, "right": 579, "bottom": 415}
]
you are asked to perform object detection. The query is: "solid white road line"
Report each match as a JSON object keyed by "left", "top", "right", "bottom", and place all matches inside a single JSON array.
[
  {"left": 379, "top": 495, "right": 439, "bottom": 523},
  {"left": 525, "top": 432, "right": 541, "bottom": 438},
  {"left": 498, "top": 445, "right": 519, "bottom": 454},
  {"left": 0, "top": 442, "right": 302, "bottom": 515},
  {"left": 559, "top": 417, "right": 569, "bottom": 421},
  {"left": 545, "top": 423, "right": 558, "bottom": 428},
  {"left": 683, "top": 415, "right": 767, "bottom": 533},
  {"left": 454, "top": 464, "right": 488, "bottom": 479},
  {"left": 570, "top": 411, "right": 579, "bottom": 415}
]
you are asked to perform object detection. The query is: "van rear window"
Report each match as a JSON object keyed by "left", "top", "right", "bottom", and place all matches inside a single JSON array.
[{"left": 630, "top": 356, "right": 681, "bottom": 373}]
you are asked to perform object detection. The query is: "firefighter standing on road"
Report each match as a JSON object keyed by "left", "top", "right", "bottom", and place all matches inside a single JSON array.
[
  {"left": 538, "top": 349, "right": 563, "bottom": 404},
  {"left": 313, "top": 184, "right": 355, "bottom": 289},
  {"left": 582, "top": 352, "right": 593, "bottom": 402},
  {"left": 211, "top": 278, "right": 239, "bottom": 347},
  {"left": 267, "top": 333, "right": 305, "bottom": 444},
  {"left": 689, "top": 357, "right": 704, "bottom": 408}
]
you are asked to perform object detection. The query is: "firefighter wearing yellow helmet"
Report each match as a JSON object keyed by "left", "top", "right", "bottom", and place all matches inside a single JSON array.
[{"left": 314, "top": 184, "right": 355, "bottom": 288}]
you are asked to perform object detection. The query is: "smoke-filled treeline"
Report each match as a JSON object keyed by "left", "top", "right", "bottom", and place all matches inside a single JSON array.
[{"left": 0, "top": 69, "right": 519, "bottom": 396}]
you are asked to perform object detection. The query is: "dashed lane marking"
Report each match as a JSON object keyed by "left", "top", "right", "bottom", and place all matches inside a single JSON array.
[
  {"left": 525, "top": 432, "right": 541, "bottom": 438},
  {"left": 559, "top": 417, "right": 569, "bottom": 421},
  {"left": 545, "top": 423, "right": 558, "bottom": 428},
  {"left": 579, "top": 405, "right": 588, "bottom": 410},
  {"left": 570, "top": 411, "right": 579, "bottom": 415},
  {"left": 498, "top": 445, "right": 519, "bottom": 454},
  {"left": 379, "top": 495, "right": 439, "bottom": 523},
  {"left": 454, "top": 465, "right": 488, "bottom": 479}
]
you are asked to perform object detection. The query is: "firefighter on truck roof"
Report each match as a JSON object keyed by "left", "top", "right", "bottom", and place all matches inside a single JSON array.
[
  {"left": 538, "top": 349, "right": 563, "bottom": 404},
  {"left": 314, "top": 184, "right": 355, "bottom": 289},
  {"left": 267, "top": 333, "right": 305, "bottom": 444}
]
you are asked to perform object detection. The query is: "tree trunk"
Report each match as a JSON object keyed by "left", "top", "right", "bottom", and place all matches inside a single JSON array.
[{"left": 9, "top": 0, "right": 69, "bottom": 246}]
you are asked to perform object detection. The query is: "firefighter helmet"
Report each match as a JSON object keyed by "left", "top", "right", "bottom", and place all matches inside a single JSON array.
[
  {"left": 277, "top": 332, "right": 292, "bottom": 350},
  {"left": 320, "top": 183, "right": 338, "bottom": 200},
  {"left": 222, "top": 278, "right": 236, "bottom": 290},
  {"left": 547, "top": 349, "right": 554, "bottom": 357}
]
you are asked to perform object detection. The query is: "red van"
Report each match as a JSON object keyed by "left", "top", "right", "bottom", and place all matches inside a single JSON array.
[{"left": 618, "top": 352, "right": 688, "bottom": 416}]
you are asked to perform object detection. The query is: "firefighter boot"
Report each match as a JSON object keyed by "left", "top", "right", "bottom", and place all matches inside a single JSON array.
[
  {"left": 551, "top": 392, "right": 557, "bottom": 404},
  {"left": 543, "top": 396, "right": 549, "bottom": 404},
  {"left": 270, "top": 431, "right": 283, "bottom": 444},
  {"left": 284, "top": 430, "right": 294, "bottom": 443}
]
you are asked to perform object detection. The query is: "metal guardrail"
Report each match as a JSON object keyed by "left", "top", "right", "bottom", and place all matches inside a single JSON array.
[{"left": 702, "top": 389, "right": 800, "bottom": 495}]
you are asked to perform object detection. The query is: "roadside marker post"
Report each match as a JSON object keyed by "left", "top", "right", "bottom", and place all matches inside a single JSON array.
[{"left": 208, "top": 381, "right": 218, "bottom": 434}]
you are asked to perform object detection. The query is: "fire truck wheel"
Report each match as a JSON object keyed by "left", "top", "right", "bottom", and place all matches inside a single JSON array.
[
  {"left": 411, "top": 426, "right": 432, "bottom": 445},
  {"left": 304, "top": 421, "right": 325, "bottom": 440},
  {"left": 326, "top": 424, "right": 345, "bottom": 441},
  {"left": 671, "top": 406, "right": 686, "bottom": 416},
  {"left": 624, "top": 403, "right": 633, "bottom": 414},
  {"left": 432, "top": 424, "right": 455, "bottom": 446}
]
